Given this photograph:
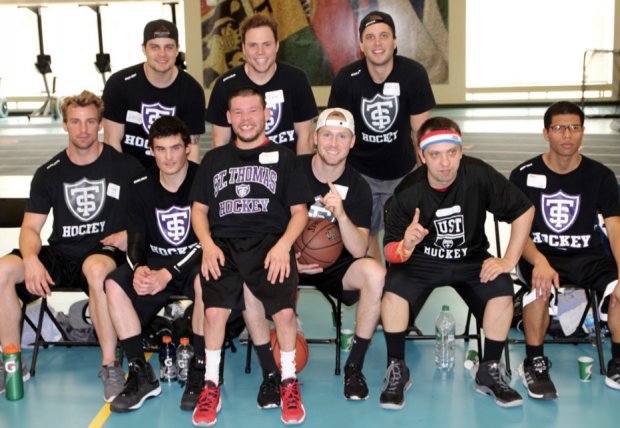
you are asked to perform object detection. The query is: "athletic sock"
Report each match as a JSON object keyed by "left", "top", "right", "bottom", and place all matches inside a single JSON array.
[
  {"left": 120, "top": 334, "right": 145, "bottom": 363},
  {"left": 255, "top": 342, "right": 279, "bottom": 377},
  {"left": 482, "top": 338, "right": 505, "bottom": 363},
  {"left": 612, "top": 342, "right": 620, "bottom": 360},
  {"left": 345, "top": 335, "right": 371, "bottom": 368},
  {"left": 384, "top": 330, "right": 407, "bottom": 362},
  {"left": 525, "top": 344, "right": 544, "bottom": 360},
  {"left": 194, "top": 334, "right": 206, "bottom": 358},
  {"left": 280, "top": 350, "right": 297, "bottom": 380},
  {"left": 205, "top": 349, "right": 221, "bottom": 385}
]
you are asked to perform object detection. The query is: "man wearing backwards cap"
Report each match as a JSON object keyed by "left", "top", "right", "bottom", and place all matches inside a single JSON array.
[
  {"left": 102, "top": 19, "right": 205, "bottom": 168},
  {"left": 379, "top": 117, "right": 534, "bottom": 410},
  {"left": 328, "top": 10, "right": 436, "bottom": 262},
  {"left": 297, "top": 108, "right": 385, "bottom": 400}
]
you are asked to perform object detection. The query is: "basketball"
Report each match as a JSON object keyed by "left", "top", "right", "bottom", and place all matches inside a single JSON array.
[
  {"left": 293, "top": 218, "right": 343, "bottom": 269},
  {"left": 270, "top": 328, "right": 309, "bottom": 373}
]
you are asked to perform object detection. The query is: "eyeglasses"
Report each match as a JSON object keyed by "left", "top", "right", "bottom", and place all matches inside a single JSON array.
[{"left": 549, "top": 124, "right": 583, "bottom": 133}]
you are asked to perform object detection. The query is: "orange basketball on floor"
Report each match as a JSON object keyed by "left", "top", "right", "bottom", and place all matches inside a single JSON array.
[
  {"left": 293, "top": 218, "right": 343, "bottom": 269},
  {"left": 270, "top": 328, "right": 309, "bottom": 374}
]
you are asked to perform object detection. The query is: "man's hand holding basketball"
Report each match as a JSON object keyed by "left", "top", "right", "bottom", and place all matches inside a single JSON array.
[{"left": 403, "top": 208, "right": 428, "bottom": 251}]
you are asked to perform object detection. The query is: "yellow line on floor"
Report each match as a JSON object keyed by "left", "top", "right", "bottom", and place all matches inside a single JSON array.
[{"left": 87, "top": 352, "right": 154, "bottom": 428}]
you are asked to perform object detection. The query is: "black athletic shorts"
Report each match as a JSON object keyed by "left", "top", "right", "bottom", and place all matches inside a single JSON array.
[
  {"left": 299, "top": 256, "right": 365, "bottom": 306},
  {"left": 517, "top": 253, "right": 617, "bottom": 294},
  {"left": 105, "top": 259, "right": 200, "bottom": 327},
  {"left": 384, "top": 252, "right": 514, "bottom": 320},
  {"left": 11, "top": 245, "right": 126, "bottom": 304},
  {"left": 201, "top": 234, "right": 298, "bottom": 317}
]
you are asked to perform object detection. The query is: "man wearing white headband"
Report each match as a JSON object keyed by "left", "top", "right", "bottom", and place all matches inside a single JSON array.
[
  {"left": 297, "top": 108, "right": 385, "bottom": 400},
  {"left": 379, "top": 117, "right": 534, "bottom": 410}
]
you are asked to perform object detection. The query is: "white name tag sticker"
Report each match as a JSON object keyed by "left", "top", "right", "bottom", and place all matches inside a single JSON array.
[
  {"left": 259, "top": 151, "right": 279, "bottom": 164},
  {"left": 436, "top": 205, "right": 461, "bottom": 218},
  {"left": 527, "top": 174, "right": 547, "bottom": 189},
  {"left": 107, "top": 183, "right": 120, "bottom": 200},
  {"left": 265, "top": 90, "right": 284, "bottom": 106},
  {"left": 333, "top": 184, "right": 349, "bottom": 200},
  {"left": 126, "top": 110, "right": 142, "bottom": 125},
  {"left": 383, "top": 82, "right": 400, "bottom": 96}
]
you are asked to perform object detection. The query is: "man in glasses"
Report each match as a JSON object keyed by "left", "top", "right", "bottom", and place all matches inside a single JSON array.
[{"left": 510, "top": 101, "right": 620, "bottom": 399}]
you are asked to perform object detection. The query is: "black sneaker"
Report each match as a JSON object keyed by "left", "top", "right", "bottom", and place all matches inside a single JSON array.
[
  {"left": 181, "top": 355, "right": 206, "bottom": 411},
  {"left": 521, "top": 356, "right": 558, "bottom": 400},
  {"left": 257, "top": 371, "right": 281, "bottom": 409},
  {"left": 343, "top": 363, "right": 369, "bottom": 400},
  {"left": 110, "top": 359, "right": 161, "bottom": 413},
  {"left": 379, "top": 359, "right": 412, "bottom": 410},
  {"left": 605, "top": 358, "right": 620, "bottom": 390},
  {"left": 474, "top": 360, "right": 523, "bottom": 408}
]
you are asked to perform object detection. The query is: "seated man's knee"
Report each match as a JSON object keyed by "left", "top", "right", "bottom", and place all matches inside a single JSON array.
[
  {"left": 0, "top": 255, "right": 24, "bottom": 291},
  {"left": 205, "top": 307, "right": 226, "bottom": 325},
  {"left": 82, "top": 256, "right": 114, "bottom": 290},
  {"left": 275, "top": 308, "right": 295, "bottom": 323},
  {"left": 488, "top": 295, "right": 514, "bottom": 312},
  {"left": 363, "top": 260, "right": 386, "bottom": 295}
]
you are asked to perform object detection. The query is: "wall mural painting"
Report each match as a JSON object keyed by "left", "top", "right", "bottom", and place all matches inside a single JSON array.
[{"left": 201, "top": 0, "right": 448, "bottom": 88}]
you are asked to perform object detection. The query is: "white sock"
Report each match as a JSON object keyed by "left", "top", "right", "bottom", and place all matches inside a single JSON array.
[
  {"left": 205, "top": 349, "right": 221, "bottom": 385},
  {"left": 280, "top": 350, "right": 297, "bottom": 380}
]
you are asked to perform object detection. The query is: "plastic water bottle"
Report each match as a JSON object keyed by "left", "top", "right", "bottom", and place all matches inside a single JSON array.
[
  {"left": 177, "top": 337, "right": 194, "bottom": 383},
  {"left": 159, "top": 336, "right": 177, "bottom": 382},
  {"left": 583, "top": 309, "right": 606, "bottom": 346},
  {"left": 3, "top": 343, "right": 24, "bottom": 401},
  {"left": 435, "top": 305, "right": 456, "bottom": 370}
]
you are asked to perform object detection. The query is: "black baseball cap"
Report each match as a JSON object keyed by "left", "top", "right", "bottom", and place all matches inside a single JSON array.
[
  {"left": 143, "top": 19, "right": 178, "bottom": 45},
  {"left": 359, "top": 11, "right": 396, "bottom": 38}
]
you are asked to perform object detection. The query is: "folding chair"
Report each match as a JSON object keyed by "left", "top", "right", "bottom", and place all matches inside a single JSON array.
[
  {"left": 245, "top": 285, "right": 343, "bottom": 375},
  {"left": 498, "top": 216, "right": 608, "bottom": 375}
]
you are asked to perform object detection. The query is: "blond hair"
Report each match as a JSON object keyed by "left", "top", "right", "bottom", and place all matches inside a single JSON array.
[{"left": 61, "top": 90, "right": 104, "bottom": 123}]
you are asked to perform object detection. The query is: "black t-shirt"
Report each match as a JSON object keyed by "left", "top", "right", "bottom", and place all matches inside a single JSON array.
[
  {"left": 205, "top": 61, "right": 318, "bottom": 153},
  {"left": 27, "top": 144, "right": 143, "bottom": 259},
  {"left": 299, "top": 154, "right": 372, "bottom": 260},
  {"left": 190, "top": 141, "right": 314, "bottom": 238},
  {"left": 102, "top": 63, "right": 206, "bottom": 168},
  {"left": 384, "top": 155, "right": 532, "bottom": 260},
  {"left": 328, "top": 56, "right": 436, "bottom": 180},
  {"left": 510, "top": 155, "right": 620, "bottom": 256},
  {"left": 127, "top": 162, "right": 200, "bottom": 262}
]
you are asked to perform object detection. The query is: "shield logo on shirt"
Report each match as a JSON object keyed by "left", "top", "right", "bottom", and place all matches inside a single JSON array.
[
  {"left": 235, "top": 184, "right": 251, "bottom": 198},
  {"left": 265, "top": 100, "right": 282, "bottom": 136},
  {"left": 141, "top": 102, "right": 176, "bottom": 134},
  {"left": 156, "top": 205, "right": 191, "bottom": 246},
  {"left": 541, "top": 190, "right": 581, "bottom": 234},
  {"left": 64, "top": 178, "right": 106, "bottom": 222},
  {"left": 361, "top": 93, "right": 399, "bottom": 134},
  {"left": 433, "top": 214, "right": 466, "bottom": 249}
]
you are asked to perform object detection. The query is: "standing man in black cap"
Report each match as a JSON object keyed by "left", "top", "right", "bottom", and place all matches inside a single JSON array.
[
  {"left": 328, "top": 11, "right": 436, "bottom": 261},
  {"left": 102, "top": 19, "right": 205, "bottom": 168}
]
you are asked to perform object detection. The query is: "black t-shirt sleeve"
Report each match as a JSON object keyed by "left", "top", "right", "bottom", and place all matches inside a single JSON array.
[
  {"left": 346, "top": 177, "right": 372, "bottom": 230},
  {"left": 205, "top": 78, "right": 230, "bottom": 127},
  {"left": 184, "top": 75, "right": 207, "bottom": 135},
  {"left": 486, "top": 164, "right": 532, "bottom": 223},
  {"left": 283, "top": 155, "right": 314, "bottom": 208},
  {"left": 405, "top": 64, "right": 436, "bottom": 115},
  {"left": 383, "top": 193, "right": 412, "bottom": 246},
  {"left": 327, "top": 70, "right": 352, "bottom": 110},
  {"left": 26, "top": 167, "right": 52, "bottom": 215},
  {"left": 598, "top": 168, "right": 620, "bottom": 218},
  {"left": 189, "top": 159, "right": 211, "bottom": 206},
  {"left": 101, "top": 74, "right": 127, "bottom": 124},
  {"left": 292, "top": 71, "right": 318, "bottom": 122}
]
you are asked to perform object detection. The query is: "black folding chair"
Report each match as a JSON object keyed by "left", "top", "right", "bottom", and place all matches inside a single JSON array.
[
  {"left": 246, "top": 285, "right": 343, "bottom": 375},
  {"left": 497, "top": 216, "right": 608, "bottom": 376}
]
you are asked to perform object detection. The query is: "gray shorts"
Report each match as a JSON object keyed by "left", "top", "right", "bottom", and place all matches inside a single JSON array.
[{"left": 360, "top": 169, "right": 414, "bottom": 236}]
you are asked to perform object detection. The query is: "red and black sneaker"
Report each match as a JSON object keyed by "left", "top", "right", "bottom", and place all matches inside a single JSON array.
[
  {"left": 280, "top": 377, "right": 305, "bottom": 425},
  {"left": 192, "top": 381, "right": 221, "bottom": 427}
]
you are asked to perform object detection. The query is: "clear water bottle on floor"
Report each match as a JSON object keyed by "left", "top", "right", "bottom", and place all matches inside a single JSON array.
[
  {"left": 435, "top": 305, "right": 455, "bottom": 370},
  {"left": 583, "top": 309, "right": 606, "bottom": 346},
  {"left": 177, "top": 337, "right": 194, "bottom": 383},
  {"left": 159, "top": 336, "right": 178, "bottom": 382}
]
